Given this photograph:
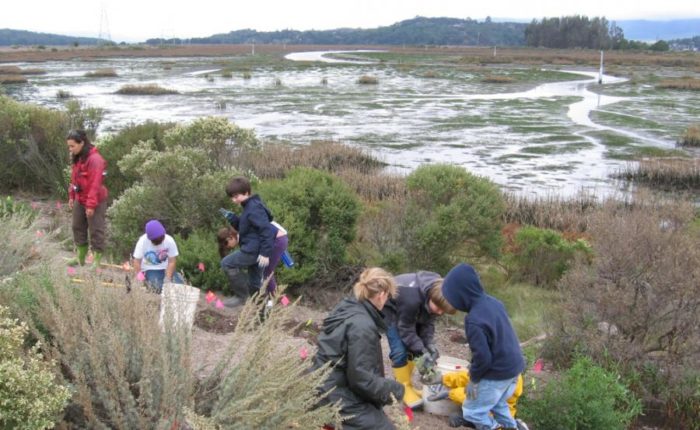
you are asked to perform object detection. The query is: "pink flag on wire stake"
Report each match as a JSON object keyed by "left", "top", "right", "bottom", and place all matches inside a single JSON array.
[
  {"left": 215, "top": 299, "right": 224, "bottom": 309},
  {"left": 299, "top": 346, "right": 308, "bottom": 360},
  {"left": 55, "top": 201, "right": 62, "bottom": 210},
  {"left": 67, "top": 266, "right": 76, "bottom": 276},
  {"left": 36, "top": 230, "right": 44, "bottom": 238},
  {"left": 197, "top": 262, "right": 206, "bottom": 272},
  {"left": 205, "top": 291, "right": 216, "bottom": 304},
  {"left": 31, "top": 202, "right": 39, "bottom": 210},
  {"left": 533, "top": 358, "right": 544, "bottom": 373},
  {"left": 280, "top": 295, "right": 290, "bottom": 307},
  {"left": 404, "top": 406, "right": 414, "bottom": 422}
]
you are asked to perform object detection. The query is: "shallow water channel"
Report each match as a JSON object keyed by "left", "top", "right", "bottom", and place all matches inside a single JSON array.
[{"left": 6, "top": 51, "right": 695, "bottom": 197}]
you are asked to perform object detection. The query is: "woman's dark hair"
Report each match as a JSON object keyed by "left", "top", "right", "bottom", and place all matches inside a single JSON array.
[
  {"left": 217, "top": 226, "right": 238, "bottom": 258},
  {"left": 150, "top": 236, "right": 165, "bottom": 246},
  {"left": 225, "top": 176, "right": 251, "bottom": 197},
  {"left": 67, "top": 129, "right": 94, "bottom": 164}
]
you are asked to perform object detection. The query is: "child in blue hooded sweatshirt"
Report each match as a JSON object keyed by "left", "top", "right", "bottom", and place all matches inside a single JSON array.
[{"left": 441, "top": 263, "right": 525, "bottom": 430}]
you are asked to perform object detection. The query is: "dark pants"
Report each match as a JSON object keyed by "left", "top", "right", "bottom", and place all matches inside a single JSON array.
[
  {"left": 72, "top": 200, "right": 107, "bottom": 252},
  {"left": 263, "top": 235, "right": 288, "bottom": 294},
  {"left": 387, "top": 325, "right": 411, "bottom": 367},
  {"left": 221, "top": 250, "right": 262, "bottom": 298}
]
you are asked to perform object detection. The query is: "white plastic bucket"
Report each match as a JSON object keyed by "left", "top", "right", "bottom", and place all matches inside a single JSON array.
[
  {"left": 159, "top": 282, "right": 200, "bottom": 330},
  {"left": 422, "top": 355, "right": 470, "bottom": 416}
]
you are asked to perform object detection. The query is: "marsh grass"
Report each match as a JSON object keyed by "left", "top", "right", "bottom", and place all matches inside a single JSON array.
[
  {"left": 115, "top": 84, "right": 178, "bottom": 95},
  {"left": 0, "top": 66, "right": 22, "bottom": 74},
  {"left": 481, "top": 74, "right": 515, "bottom": 83},
  {"left": 20, "top": 68, "right": 46, "bottom": 75},
  {"left": 357, "top": 75, "right": 378, "bottom": 85},
  {"left": 656, "top": 77, "right": 700, "bottom": 90},
  {"left": 0, "top": 74, "right": 28, "bottom": 84},
  {"left": 678, "top": 124, "right": 700, "bottom": 147},
  {"left": 503, "top": 192, "right": 599, "bottom": 233},
  {"left": 56, "top": 89, "right": 72, "bottom": 99},
  {"left": 616, "top": 158, "right": 700, "bottom": 190},
  {"left": 84, "top": 68, "right": 118, "bottom": 78}
]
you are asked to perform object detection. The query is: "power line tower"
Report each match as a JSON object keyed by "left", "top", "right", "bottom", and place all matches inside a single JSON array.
[{"left": 98, "top": 3, "right": 112, "bottom": 43}]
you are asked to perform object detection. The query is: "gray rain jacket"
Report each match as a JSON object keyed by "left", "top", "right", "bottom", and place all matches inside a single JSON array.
[
  {"left": 312, "top": 297, "right": 404, "bottom": 430},
  {"left": 383, "top": 271, "right": 441, "bottom": 355}
]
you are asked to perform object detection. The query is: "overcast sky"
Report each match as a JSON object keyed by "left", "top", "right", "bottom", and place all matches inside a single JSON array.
[{"left": 2, "top": 0, "right": 698, "bottom": 42}]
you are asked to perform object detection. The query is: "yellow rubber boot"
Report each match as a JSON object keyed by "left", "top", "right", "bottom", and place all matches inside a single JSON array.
[
  {"left": 393, "top": 362, "right": 423, "bottom": 409},
  {"left": 507, "top": 374, "right": 524, "bottom": 417},
  {"left": 443, "top": 370, "right": 470, "bottom": 405}
]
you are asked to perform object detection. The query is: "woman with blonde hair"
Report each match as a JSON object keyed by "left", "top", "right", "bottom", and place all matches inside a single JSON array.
[{"left": 313, "top": 268, "right": 405, "bottom": 430}]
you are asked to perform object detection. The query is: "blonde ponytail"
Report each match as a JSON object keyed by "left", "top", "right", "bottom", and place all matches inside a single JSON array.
[{"left": 353, "top": 267, "right": 397, "bottom": 302}]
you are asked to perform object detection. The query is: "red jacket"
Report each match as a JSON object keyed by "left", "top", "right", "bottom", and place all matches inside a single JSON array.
[{"left": 69, "top": 146, "right": 108, "bottom": 209}]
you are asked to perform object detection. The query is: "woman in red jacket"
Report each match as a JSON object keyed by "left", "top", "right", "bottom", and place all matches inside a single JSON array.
[{"left": 67, "top": 130, "right": 108, "bottom": 267}]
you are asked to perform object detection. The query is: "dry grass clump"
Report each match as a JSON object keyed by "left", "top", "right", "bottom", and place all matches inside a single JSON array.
[
  {"left": 656, "top": 77, "right": 700, "bottom": 90},
  {"left": 616, "top": 158, "right": 700, "bottom": 190},
  {"left": 0, "top": 74, "right": 28, "bottom": 84},
  {"left": 56, "top": 89, "right": 72, "bottom": 99},
  {"left": 236, "top": 141, "right": 405, "bottom": 201},
  {"left": 678, "top": 124, "right": 700, "bottom": 147},
  {"left": 553, "top": 199, "right": 700, "bottom": 426},
  {"left": 503, "top": 191, "right": 599, "bottom": 233},
  {"left": 0, "top": 65, "right": 21, "bottom": 74},
  {"left": 20, "top": 68, "right": 46, "bottom": 75},
  {"left": 115, "top": 84, "right": 178, "bottom": 95},
  {"left": 481, "top": 74, "right": 515, "bottom": 83},
  {"left": 84, "top": 68, "right": 118, "bottom": 77},
  {"left": 357, "top": 75, "right": 378, "bottom": 85}
]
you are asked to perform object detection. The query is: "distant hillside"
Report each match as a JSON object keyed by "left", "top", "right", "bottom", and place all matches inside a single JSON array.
[
  {"left": 616, "top": 19, "right": 700, "bottom": 41},
  {"left": 0, "top": 29, "right": 107, "bottom": 46},
  {"left": 147, "top": 17, "right": 528, "bottom": 47}
]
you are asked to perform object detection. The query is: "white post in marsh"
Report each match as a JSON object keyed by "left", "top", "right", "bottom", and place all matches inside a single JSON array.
[{"left": 598, "top": 50, "right": 604, "bottom": 84}]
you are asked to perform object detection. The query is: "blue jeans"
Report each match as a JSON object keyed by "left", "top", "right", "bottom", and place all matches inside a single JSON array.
[
  {"left": 145, "top": 270, "right": 184, "bottom": 294},
  {"left": 387, "top": 325, "right": 410, "bottom": 367},
  {"left": 463, "top": 376, "right": 518, "bottom": 430},
  {"left": 220, "top": 250, "right": 262, "bottom": 292}
]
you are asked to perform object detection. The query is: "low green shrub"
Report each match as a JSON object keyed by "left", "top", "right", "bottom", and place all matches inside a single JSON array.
[
  {"left": 506, "top": 226, "right": 592, "bottom": 288},
  {"left": 174, "top": 229, "right": 228, "bottom": 292},
  {"left": 0, "top": 306, "right": 70, "bottom": 430},
  {"left": 258, "top": 168, "right": 361, "bottom": 285},
  {"left": 98, "top": 121, "right": 175, "bottom": 200},
  {"left": 403, "top": 164, "right": 505, "bottom": 273},
  {"left": 679, "top": 124, "right": 700, "bottom": 147},
  {"left": 520, "top": 356, "right": 642, "bottom": 430}
]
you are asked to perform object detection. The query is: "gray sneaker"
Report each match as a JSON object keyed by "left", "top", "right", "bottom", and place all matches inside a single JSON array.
[{"left": 516, "top": 419, "right": 530, "bottom": 430}]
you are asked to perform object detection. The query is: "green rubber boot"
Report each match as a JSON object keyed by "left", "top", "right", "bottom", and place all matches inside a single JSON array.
[
  {"left": 91, "top": 251, "right": 103, "bottom": 269},
  {"left": 67, "top": 244, "right": 89, "bottom": 267}
]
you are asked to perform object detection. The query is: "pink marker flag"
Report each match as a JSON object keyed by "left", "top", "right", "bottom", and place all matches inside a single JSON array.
[
  {"left": 299, "top": 346, "right": 308, "bottom": 360},
  {"left": 86, "top": 254, "right": 94, "bottom": 264},
  {"left": 67, "top": 266, "right": 76, "bottom": 276},
  {"left": 197, "top": 262, "right": 206, "bottom": 272},
  {"left": 55, "top": 201, "right": 62, "bottom": 210},
  {"left": 280, "top": 295, "right": 290, "bottom": 307},
  {"left": 404, "top": 406, "right": 414, "bottom": 422},
  {"left": 215, "top": 299, "right": 224, "bottom": 309},
  {"left": 533, "top": 358, "right": 544, "bottom": 373},
  {"left": 205, "top": 291, "right": 216, "bottom": 304},
  {"left": 136, "top": 271, "right": 146, "bottom": 281},
  {"left": 31, "top": 202, "right": 39, "bottom": 210},
  {"left": 36, "top": 230, "right": 44, "bottom": 238}
]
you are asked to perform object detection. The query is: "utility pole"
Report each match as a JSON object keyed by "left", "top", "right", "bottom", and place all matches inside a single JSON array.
[{"left": 98, "top": 3, "right": 112, "bottom": 44}]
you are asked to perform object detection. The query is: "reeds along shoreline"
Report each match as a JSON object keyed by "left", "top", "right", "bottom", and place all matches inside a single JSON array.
[{"left": 616, "top": 158, "right": 700, "bottom": 189}]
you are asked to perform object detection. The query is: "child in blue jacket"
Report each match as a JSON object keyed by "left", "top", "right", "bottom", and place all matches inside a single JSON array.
[
  {"left": 441, "top": 263, "right": 525, "bottom": 430},
  {"left": 219, "top": 176, "right": 279, "bottom": 306}
]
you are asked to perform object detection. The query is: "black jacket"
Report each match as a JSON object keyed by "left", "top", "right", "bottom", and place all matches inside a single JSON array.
[
  {"left": 383, "top": 271, "right": 441, "bottom": 355},
  {"left": 313, "top": 297, "right": 404, "bottom": 430},
  {"left": 442, "top": 263, "right": 524, "bottom": 383},
  {"left": 227, "top": 194, "right": 278, "bottom": 257}
]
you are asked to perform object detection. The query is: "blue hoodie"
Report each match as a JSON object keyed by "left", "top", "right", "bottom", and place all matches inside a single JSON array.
[{"left": 442, "top": 263, "right": 524, "bottom": 383}]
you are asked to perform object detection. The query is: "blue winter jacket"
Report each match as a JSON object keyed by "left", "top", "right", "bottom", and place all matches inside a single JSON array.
[
  {"left": 442, "top": 263, "right": 524, "bottom": 383},
  {"left": 226, "top": 194, "right": 278, "bottom": 258}
]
